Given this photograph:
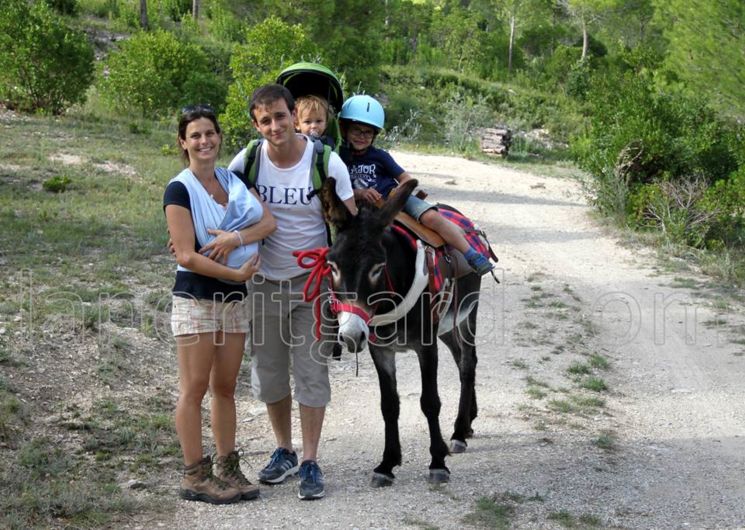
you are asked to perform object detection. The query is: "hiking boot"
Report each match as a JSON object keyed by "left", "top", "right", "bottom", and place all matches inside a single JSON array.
[
  {"left": 214, "top": 450, "right": 260, "bottom": 500},
  {"left": 258, "top": 447, "right": 299, "bottom": 484},
  {"left": 179, "top": 456, "right": 242, "bottom": 505},
  {"left": 465, "top": 250, "right": 494, "bottom": 275},
  {"left": 297, "top": 460, "right": 325, "bottom": 500}
]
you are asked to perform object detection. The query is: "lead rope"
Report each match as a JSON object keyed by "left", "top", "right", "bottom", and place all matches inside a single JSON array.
[
  {"left": 293, "top": 247, "right": 333, "bottom": 340},
  {"left": 292, "top": 247, "right": 363, "bottom": 376}
]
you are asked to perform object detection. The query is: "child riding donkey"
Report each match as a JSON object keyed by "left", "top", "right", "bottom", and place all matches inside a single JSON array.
[{"left": 338, "top": 95, "right": 495, "bottom": 276}]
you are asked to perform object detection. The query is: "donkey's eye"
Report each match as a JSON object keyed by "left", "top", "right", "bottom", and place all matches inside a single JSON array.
[
  {"left": 368, "top": 262, "right": 385, "bottom": 285},
  {"left": 328, "top": 261, "right": 341, "bottom": 286}
]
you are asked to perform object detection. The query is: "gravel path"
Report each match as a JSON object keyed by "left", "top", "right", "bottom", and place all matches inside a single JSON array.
[{"left": 163, "top": 152, "right": 745, "bottom": 529}]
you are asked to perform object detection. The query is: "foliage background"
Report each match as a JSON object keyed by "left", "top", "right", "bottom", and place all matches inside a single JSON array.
[
  {"left": 0, "top": 1, "right": 744, "bottom": 526},
  {"left": 0, "top": 0, "right": 742, "bottom": 265}
]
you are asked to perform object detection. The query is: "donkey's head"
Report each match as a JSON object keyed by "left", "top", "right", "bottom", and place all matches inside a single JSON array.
[{"left": 322, "top": 178, "right": 419, "bottom": 353}]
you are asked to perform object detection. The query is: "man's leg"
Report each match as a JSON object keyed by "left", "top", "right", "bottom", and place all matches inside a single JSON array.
[
  {"left": 288, "top": 274, "right": 330, "bottom": 499},
  {"left": 251, "top": 277, "right": 293, "bottom": 445},
  {"left": 299, "top": 404, "right": 325, "bottom": 462},
  {"left": 288, "top": 274, "right": 331, "bottom": 460},
  {"left": 267, "top": 394, "right": 293, "bottom": 450},
  {"left": 252, "top": 277, "right": 299, "bottom": 484}
]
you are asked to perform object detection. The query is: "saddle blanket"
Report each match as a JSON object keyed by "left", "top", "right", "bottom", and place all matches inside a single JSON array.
[{"left": 392, "top": 207, "right": 496, "bottom": 293}]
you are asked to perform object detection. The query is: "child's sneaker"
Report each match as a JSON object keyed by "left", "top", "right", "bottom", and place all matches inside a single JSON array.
[
  {"left": 258, "top": 447, "right": 299, "bottom": 484},
  {"left": 464, "top": 248, "right": 494, "bottom": 275},
  {"left": 179, "top": 456, "right": 242, "bottom": 505},
  {"left": 297, "top": 460, "right": 325, "bottom": 500},
  {"left": 214, "top": 450, "right": 260, "bottom": 500}
]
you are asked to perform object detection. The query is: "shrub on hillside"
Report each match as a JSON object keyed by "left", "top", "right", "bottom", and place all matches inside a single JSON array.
[
  {"left": 45, "top": 0, "right": 78, "bottom": 15},
  {"left": 99, "top": 30, "right": 226, "bottom": 118},
  {"left": 221, "top": 17, "right": 320, "bottom": 151},
  {"left": 700, "top": 166, "right": 745, "bottom": 247},
  {"left": 0, "top": 0, "right": 94, "bottom": 114},
  {"left": 572, "top": 69, "right": 740, "bottom": 219}
]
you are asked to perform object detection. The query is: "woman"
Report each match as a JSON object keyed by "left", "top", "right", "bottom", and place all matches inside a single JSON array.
[{"left": 163, "top": 104, "right": 276, "bottom": 504}]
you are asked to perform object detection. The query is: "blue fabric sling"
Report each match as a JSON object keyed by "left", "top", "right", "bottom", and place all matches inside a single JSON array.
[{"left": 171, "top": 167, "right": 262, "bottom": 274}]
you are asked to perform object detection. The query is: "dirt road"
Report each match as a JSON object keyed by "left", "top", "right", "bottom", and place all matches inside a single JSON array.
[{"left": 167, "top": 152, "right": 745, "bottom": 529}]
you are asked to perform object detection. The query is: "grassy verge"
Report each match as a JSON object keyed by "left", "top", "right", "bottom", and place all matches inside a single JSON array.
[{"left": 0, "top": 109, "right": 182, "bottom": 528}]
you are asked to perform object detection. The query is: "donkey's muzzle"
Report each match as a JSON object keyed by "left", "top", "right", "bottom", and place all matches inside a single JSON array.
[
  {"left": 341, "top": 333, "right": 365, "bottom": 354},
  {"left": 337, "top": 310, "right": 370, "bottom": 354}
]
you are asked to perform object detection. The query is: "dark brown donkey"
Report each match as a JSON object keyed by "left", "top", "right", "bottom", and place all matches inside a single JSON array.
[{"left": 319, "top": 178, "right": 483, "bottom": 487}]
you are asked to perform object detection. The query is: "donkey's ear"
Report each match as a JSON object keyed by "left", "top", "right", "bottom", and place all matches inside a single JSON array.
[
  {"left": 376, "top": 178, "right": 418, "bottom": 227},
  {"left": 320, "top": 177, "right": 353, "bottom": 229}
]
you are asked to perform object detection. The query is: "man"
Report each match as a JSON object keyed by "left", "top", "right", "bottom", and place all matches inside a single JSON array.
[{"left": 228, "top": 84, "right": 357, "bottom": 500}]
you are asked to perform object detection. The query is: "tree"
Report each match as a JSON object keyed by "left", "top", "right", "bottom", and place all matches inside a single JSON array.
[
  {"left": 596, "top": 0, "right": 656, "bottom": 51},
  {"left": 99, "top": 30, "right": 224, "bottom": 117},
  {"left": 221, "top": 17, "right": 319, "bottom": 149},
  {"left": 558, "top": 0, "right": 616, "bottom": 60},
  {"left": 380, "top": 0, "right": 435, "bottom": 64},
  {"left": 192, "top": 0, "right": 200, "bottom": 20},
  {"left": 499, "top": 0, "right": 553, "bottom": 74},
  {"left": 139, "top": 0, "right": 148, "bottom": 29},
  {"left": 257, "top": 0, "right": 383, "bottom": 91},
  {"left": 654, "top": 0, "right": 745, "bottom": 119},
  {"left": 0, "top": 0, "right": 94, "bottom": 113}
]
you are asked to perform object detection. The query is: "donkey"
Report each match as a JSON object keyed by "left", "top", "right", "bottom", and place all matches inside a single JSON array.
[{"left": 320, "top": 178, "right": 482, "bottom": 487}]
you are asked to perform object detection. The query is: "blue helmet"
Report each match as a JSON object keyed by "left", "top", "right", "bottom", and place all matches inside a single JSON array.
[{"left": 339, "top": 95, "right": 385, "bottom": 131}]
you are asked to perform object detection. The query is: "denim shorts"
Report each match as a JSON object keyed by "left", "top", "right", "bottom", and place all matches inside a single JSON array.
[{"left": 403, "top": 195, "right": 437, "bottom": 221}]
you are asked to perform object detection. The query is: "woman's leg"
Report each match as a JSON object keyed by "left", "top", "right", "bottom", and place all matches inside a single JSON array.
[
  {"left": 210, "top": 331, "right": 246, "bottom": 456},
  {"left": 176, "top": 334, "right": 216, "bottom": 465}
]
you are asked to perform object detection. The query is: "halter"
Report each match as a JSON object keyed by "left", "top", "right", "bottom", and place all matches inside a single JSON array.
[
  {"left": 293, "top": 241, "right": 428, "bottom": 342},
  {"left": 293, "top": 247, "right": 377, "bottom": 341}
]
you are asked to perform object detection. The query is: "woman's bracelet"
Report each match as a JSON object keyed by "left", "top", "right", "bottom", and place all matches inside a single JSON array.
[{"left": 233, "top": 230, "right": 243, "bottom": 246}]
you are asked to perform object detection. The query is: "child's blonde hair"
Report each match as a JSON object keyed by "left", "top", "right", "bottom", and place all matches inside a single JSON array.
[{"left": 295, "top": 95, "right": 332, "bottom": 119}]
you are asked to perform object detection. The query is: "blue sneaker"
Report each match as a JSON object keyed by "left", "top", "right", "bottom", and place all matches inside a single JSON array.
[
  {"left": 297, "top": 460, "right": 325, "bottom": 500},
  {"left": 465, "top": 250, "right": 494, "bottom": 275},
  {"left": 258, "top": 448, "right": 299, "bottom": 484}
]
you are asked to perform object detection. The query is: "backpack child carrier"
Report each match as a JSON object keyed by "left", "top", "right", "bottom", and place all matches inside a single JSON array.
[
  {"left": 276, "top": 62, "right": 344, "bottom": 153},
  {"left": 242, "top": 137, "right": 331, "bottom": 201}
]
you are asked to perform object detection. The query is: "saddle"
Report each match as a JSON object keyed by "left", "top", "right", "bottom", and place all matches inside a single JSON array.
[{"left": 392, "top": 204, "right": 498, "bottom": 325}]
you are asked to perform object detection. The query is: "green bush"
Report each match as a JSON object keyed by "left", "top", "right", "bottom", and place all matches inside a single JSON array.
[
  {"left": 0, "top": 0, "right": 94, "bottom": 114},
  {"left": 205, "top": 1, "right": 244, "bottom": 44},
  {"left": 629, "top": 179, "right": 713, "bottom": 247},
  {"left": 99, "top": 30, "right": 226, "bottom": 118},
  {"left": 543, "top": 45, "right": 582, "bottom": 85},
  {"left": 45, "top": 0, "right": 78, "bottom": 15},
  {"left": 381, "top": 65, "right": 583, "bottom": 151},
  {"left": 572, "top": 67, "right": 741, "bottom": 221},
  {"left": 443, "top": 90, "right": 495, "bottom": 153},
  {"left": 43, "top": 175, "right": 73, "bottom": 193},
  {"left": 221, "top": 17, "right": 320, "bottom": 151},
  {"left": 701, "top": 166, "right": 745, "bottom": 247},
  {"left": 565, "top": 59, "right": 592, "bottom": 100}
]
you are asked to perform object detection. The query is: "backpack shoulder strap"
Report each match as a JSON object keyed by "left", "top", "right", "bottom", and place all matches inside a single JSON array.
[
  {"left": 307, "top": 139, "right": 331, "bottom": 199},
  {"left": 244, "top": 139, "right": 263, "bottom": 186}
]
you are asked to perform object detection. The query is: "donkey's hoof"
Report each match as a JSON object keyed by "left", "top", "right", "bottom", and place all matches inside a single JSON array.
[
  {"left": 371, "top": 472, "right": 395, "bottom": 488},
  {"left": 428, "top": 468, "right": 450, "bottom": 484},
  {"left": 450, "top": 439, "right": 468, "bottom": 453}
]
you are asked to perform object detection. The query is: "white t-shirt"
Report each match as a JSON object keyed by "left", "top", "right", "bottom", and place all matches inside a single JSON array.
[{"left": 228, "top": 135, "right": 353, "bottom": 281}]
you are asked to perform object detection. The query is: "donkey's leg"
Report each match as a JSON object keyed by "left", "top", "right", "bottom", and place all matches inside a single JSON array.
[
  {"left": 464, "top": 304, "right": 479, "bottom": 434},
  {"left": 415, "top": 342, "right": 451, "bottom": 483},
  {"left": 370, "top": 348, "right": 401, "bottom": 487},
  {"left": 441, "top": 302, "right": 479, "bottom": 453}
]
